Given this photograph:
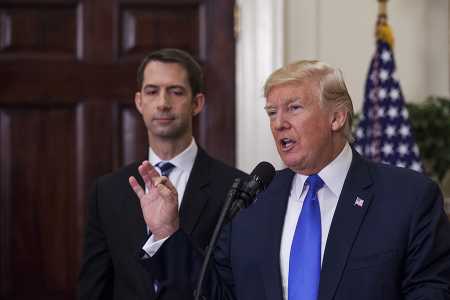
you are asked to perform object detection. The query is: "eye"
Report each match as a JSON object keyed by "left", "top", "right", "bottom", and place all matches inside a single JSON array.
[
  {"left": 265, "top": 109, "right": 277, "bottom": 118},
  {"left": 170, "top": 87, "right": 185, "bottom": 96},
  {"left": 144, "top": 87, "right": 158, "bottom": 96},
  {"left": 288, "top": 103, "right": 302, "bottom": 112}
]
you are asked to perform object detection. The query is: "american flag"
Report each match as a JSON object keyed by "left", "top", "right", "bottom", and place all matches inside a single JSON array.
[{"left": 353, "top": 19, "right": 423, "bottom": 172}]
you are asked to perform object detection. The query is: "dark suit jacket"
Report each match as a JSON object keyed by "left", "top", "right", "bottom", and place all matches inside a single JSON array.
[
  {"left": 158, "top": 150, "right": 450, "bottom": 300},
  {"left": 78, "top": 147, "right": 245, "bottom": 300}
]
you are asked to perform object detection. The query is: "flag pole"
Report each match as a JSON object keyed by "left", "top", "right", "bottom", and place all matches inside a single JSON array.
[{"left": 378, "top": 0, "right": 388, "bottom": 18}]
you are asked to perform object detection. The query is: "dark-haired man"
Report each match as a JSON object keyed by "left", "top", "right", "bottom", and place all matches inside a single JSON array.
[{"left": 78, "top": 48, "right": 245, "bottom": 300}]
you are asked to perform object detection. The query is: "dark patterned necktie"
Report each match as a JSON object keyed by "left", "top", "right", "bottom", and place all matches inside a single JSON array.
[{"left": 155, "top": 161, "right": 175, "bottom": 177}]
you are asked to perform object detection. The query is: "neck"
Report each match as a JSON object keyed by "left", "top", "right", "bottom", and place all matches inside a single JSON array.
[
  {"left": 149, "top": 135, "right": 193, "bottom": 161},
  {"left": 298, "top": 137, "right": 347, "bottom": 175}
]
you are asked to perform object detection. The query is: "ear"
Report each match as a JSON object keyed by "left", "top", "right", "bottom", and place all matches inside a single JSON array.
[
  {"left": 330, "top": 109, "right": 347, "bottom": 132},
  {"left": 134, "top": 92, "right": 143, "bottom": 114},
  {"left": 192, "top": 93, "right": 205, "bottom": 116}
]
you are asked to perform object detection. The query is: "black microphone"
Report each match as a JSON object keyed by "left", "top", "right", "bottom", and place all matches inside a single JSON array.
[
  {"left": 226, "top": 161, "right": 275, "bottom": 221},
  {"left": 194, "top": 161, "right": 275, "bottom": 300}
]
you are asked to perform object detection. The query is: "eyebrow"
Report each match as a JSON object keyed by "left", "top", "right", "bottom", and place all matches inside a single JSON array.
[
  {"left": 142, "top": 84, "right": 186, "bottom": 90},
  {"left": 264, "top": 97, "right": 301, "bottom": 110}
]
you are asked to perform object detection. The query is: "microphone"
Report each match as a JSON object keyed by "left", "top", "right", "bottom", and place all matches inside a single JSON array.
[
  {"left": 194, "top": 162, "right": 275, "bottom": 300},
  {"left": 226, "top": 161, "right": 275, "bottom": 221}
]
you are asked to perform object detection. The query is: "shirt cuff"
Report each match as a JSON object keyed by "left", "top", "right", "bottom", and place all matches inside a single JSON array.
[{"left": 142, "top": 234, "right": 170, "bottom": 257}]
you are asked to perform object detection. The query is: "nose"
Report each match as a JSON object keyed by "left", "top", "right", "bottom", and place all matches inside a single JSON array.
[
  {"left": 157, "top": 91, "right": 171, "bottom": 110},
  {"left": 272, "top": 111, "right": 289, "bottom": 131}
]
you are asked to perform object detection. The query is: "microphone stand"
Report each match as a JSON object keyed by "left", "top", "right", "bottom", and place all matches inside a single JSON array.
[{"left": 193, "top": 177, "right": 242, "bottom": 300}]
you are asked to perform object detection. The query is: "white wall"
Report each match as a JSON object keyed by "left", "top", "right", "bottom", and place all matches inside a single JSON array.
[
  {"left": 236, "top": 0, "right": 285, "bottom": 173},
  {"left": 236, "top": 0, "right": 449, "bottom": 172},
  {"left": 285, "top": 0, "right": 449, "bottom": 111}
]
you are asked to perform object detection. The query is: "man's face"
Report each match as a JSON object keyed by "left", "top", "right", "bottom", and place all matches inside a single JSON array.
[
  {"left": 265, "top": 81, "right": 337, "bottom": 175},
  {"left": 135, "top": 61, "right": 203, "bottom": 142}
]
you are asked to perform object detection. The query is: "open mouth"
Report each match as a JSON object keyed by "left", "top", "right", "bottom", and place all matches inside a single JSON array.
[{"left": 280, "top": 138, "right": 296, "bottom": 151}]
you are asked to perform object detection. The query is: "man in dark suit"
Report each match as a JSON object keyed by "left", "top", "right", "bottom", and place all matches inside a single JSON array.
[
  {"left": 137, "top": 59, "right": 450, "bottom": 300},
  {"left": 78, "top": 48, "right": 245, "bottom": 300}
]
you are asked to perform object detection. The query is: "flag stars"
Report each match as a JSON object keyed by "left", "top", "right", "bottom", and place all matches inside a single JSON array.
[
  {"left": 381, "top": 50, "right": 391, "bottom": 62},
  {"left": 378, "top": 88, "right": 387, "bottom": 99},
  {"left": 382, "top": 143, "right": 394, "bottom": 156},
  {"left": 356, "top": 128, "right": 364, "bottom": 139},
  {"left": 385, "top": 125, "right": 396, "bottom": 138},
  {"left": 401, "top": 108, "right": 409, "bottom": 119},
  {"left": 399, "top": 125, "right": 410, "bottom": 138},
  {"left": 379, "top": 69, "right": 389, "bottom": 81},
  {"left": 388, "top": 106, "right": 398, "bottom": 118},
  {"left": 410, "top": 161, "right": 422, "bottom": 172},
  {"left": 397, "top": 143, "right": 409, "bottom": 156},
  {"left": 370, "top": 71, "right": 378, "bottom": 83},
  {"left": 390, "top": 88, "right": 400, "bottom": 101},
  {"left": 396, "top": 160, "right": 406, "bottom": 168},
  {"left": 369, "top": 90, "right": 377, "bottom": 102},
  {"left": 354, "top": 42, "right": 423, "bottom": 174}
]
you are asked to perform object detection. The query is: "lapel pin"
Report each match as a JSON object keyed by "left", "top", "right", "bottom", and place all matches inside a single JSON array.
[{"left": 354, "top": 197, "right": 364, "bottom": 208}]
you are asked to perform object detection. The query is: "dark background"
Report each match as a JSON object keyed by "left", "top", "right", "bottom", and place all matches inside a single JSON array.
[{"left": 0, "top": 0, "right": 236, "bottom": 299}]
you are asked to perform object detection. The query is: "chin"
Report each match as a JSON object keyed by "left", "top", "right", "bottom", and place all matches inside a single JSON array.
[{"left": 283, "top": 156, "right": 307, "bottom": 173}]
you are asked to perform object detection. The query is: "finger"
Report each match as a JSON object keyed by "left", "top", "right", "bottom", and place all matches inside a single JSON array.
[
  {"left": 139, "top": 161, "right": 160, "bottom": 185},
  {"left": 129, "top": 176, "right": 145, "bottom": 199},
  {"left": 153, "top": 176, "right": 168, "bottom": 187},
  {"left": 159, "top": 176, "right": 177, "bottom": 194},
  {"left": 156, "top": 183, "right": 178, "bottom": 205},
  {"left": 153, "top": 176, "right": 177, "bottom": 196},
  {"left": 138, "top": 164, "right": 153, "bottom": 189}
]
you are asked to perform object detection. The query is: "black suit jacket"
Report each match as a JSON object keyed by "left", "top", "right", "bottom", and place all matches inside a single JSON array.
[
  {"left": 156, "top": 150, "right": 450, "bottom": 300},
  {"left": 78, "top": 147, "right": 245, "bottom": 300}
]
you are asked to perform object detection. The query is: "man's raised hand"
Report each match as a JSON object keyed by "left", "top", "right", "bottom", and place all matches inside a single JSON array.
[{"left": 129, "top": 161, "right": 179, "bottom": 240}]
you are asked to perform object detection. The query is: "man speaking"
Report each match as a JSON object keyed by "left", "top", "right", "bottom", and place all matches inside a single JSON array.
[{"left": 134, "top": 60, "right": 450, "bottom": 300}]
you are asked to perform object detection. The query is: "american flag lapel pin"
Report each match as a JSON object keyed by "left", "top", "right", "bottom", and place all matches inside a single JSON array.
[{"left": 354, "top": 197, "right": 364, "bottom": 208}]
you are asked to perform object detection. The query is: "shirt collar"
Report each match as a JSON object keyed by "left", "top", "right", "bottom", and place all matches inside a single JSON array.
[
  {"left": 318, "top": 143, "right": 353, "bottom": 197},
  {"left": 148, "top": 138, "right": 198, "bottom": 172},
  {"left": 291, "top": 143, "right": 353, "bottom": 199}
]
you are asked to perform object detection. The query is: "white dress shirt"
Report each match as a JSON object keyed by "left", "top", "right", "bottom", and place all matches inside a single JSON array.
[
  {"left": 142, "top": 139, "right": 198, "bottom": 256},
  {"left": 279, "top": 143, "right": 353, "bottom": 300}
]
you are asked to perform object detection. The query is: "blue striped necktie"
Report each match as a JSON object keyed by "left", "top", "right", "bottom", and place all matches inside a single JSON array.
[
  {"left": 288, "top": 174, "right": 324, "bottom": 300},
  {"left": 156, "top": 161, "right": 175, "bottom": 177}
]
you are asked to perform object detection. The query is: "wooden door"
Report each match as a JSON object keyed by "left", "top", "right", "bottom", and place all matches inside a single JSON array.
[{"left": 0, "top": 0, "right": 236, "bottom": 299}]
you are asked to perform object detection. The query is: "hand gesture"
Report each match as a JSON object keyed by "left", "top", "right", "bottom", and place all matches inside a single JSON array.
[{"left": 129, "top": 161, "right": 179, "bottom": 240}]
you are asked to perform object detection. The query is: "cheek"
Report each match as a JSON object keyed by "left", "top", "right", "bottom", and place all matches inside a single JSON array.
[{"left": 270, "top": 123, "right": 279, "bottom": 141}]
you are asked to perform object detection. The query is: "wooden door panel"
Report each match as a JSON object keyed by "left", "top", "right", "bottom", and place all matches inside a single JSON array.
[
  {"left": 0, "top": 0, "right": 235, "bottom": 298},
  {"left": 119, "top": 104, "right": 147, "bottom": 166},
  {"left": 0, "top": 2, "right": 81, "bottom": 60},
  {"left": 119, "top": 3, "right": 200, "bottom": 59},
  {"left": 0, "top": 107, "right": 78, "bottom": 298}
]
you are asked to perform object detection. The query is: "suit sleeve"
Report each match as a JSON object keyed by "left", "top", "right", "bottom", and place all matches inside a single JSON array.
[
  {"left": 140, "top": 224, "right": 236, "bottom": 300},
  {"left": 403, "top": 180, "right": 450, "bottom": 300},
  {"left": 78, "top": 180, "right": 114, "bottom": 300}
]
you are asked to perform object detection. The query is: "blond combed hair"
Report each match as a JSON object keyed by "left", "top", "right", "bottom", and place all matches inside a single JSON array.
[{"left": 264, "top": 60, "right": 355, "bottom": 142}]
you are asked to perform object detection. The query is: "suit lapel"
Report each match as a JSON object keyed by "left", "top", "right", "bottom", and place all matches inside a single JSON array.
[
  {"left": 179, "top": 148, "right": 210, "bottom": 235},
  {"left": 318, "top": 151, "right": 374, "bottom": 300},
  {"left": 261, "top": 169, "right": 295, "bottom": 300}
]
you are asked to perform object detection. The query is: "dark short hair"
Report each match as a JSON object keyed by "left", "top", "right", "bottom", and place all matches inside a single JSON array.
[{"left": 137, "top": 48, "right": 204, "bottom": 96}]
